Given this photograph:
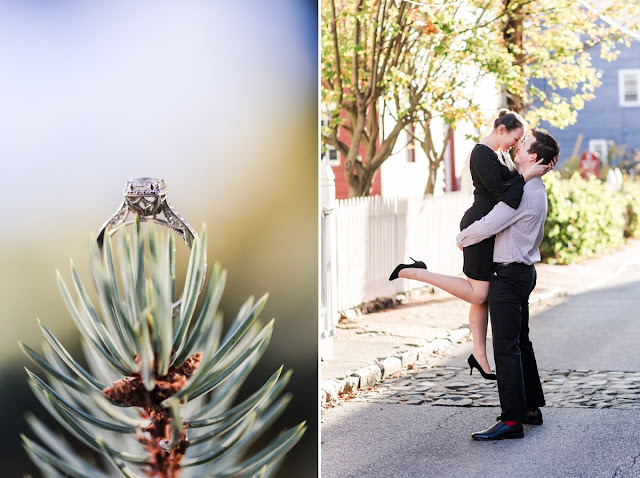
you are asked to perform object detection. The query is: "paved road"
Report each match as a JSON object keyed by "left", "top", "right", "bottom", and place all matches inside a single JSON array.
[{"left": 321, "top": 265, "right": 640, "bottom": 478}]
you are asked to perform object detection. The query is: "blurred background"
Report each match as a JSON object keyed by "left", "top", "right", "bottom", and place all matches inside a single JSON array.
[{"left": 0, "top": 0, "right": 317, "bottom": 476}]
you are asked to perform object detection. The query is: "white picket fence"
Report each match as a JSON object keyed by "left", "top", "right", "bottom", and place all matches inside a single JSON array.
[
  {"left": 319, "top": 160, "right": 474, "bottom": 359},
  {"left": 331, "top": 192, "right": 473, "bottom": 314}
]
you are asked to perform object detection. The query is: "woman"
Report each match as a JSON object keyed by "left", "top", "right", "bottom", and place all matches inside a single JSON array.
[{"left": 389, "top": 109, "right": 551, "bottom": 380}]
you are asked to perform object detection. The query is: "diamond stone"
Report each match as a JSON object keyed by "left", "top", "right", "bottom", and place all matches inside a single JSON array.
[
  {"left": 124, "top": 178, "right": 167, "bottom": 197},
  {"left": 124, "top": 178, "right": 167, "bottom": 216}
]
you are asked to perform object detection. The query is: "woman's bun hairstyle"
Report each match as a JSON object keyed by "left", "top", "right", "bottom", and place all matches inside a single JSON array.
[{"left": 494, "top": 108, "right": 526, "bottom": 132}]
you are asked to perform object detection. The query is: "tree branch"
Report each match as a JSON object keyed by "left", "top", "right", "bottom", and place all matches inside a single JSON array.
[
  {"left": 366, "top": 101, "right": 379, "bottom": 162},
  {"left": 329, "top": 0, "right": 344, "bottom": 105},
  {"left": 353, "top": 0, "right": 365, "bottom": 105},
  {"left": 368, "top": 117, "right": 409, "bottom": 172},
  {"left": 365, "top": 0, "right": 385, "bottom": 102}
]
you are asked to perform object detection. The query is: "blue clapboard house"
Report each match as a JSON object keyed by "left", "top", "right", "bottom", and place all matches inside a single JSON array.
[{"left": 536, "top": 41, "right": 640, "bottom": 167}]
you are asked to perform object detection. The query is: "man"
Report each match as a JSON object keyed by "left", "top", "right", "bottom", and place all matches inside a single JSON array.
[{"left": 456, "top": 129, "right": 560, "bottom": 440}]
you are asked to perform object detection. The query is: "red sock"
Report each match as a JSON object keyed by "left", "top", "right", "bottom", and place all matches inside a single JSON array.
[{"left": 503, "top": 420, "right": 520, "bottom": 426}]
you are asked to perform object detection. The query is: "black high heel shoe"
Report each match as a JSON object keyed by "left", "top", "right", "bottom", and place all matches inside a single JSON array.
[
  {"left": 389, "top": 257, "right": 427, "bottom": 281},
  {"left": 468, "top": 354, "right": 497, "bottom": 381}
]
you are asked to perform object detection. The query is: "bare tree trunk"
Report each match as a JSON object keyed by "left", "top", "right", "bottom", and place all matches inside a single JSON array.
[
  {"left": 424, "top": 162, "right": 439, "bottom": 195},
  {"left": 421, "top": 124, "right": 453, "bottom": 196},
  {"left": 344, "top": 160, "right": 371, "bottom": 197},
  {"left": 345, "top": 153, "right": 384, "bottom": 197},
  {"left": 354, "top": 168, "right": 376, "bottom": 197},
  {"left": 345, "top": 165, "right": 368, "bottom": 197},
  {"left": 343, "top": 108, "right": 368, "bottom": 197}
]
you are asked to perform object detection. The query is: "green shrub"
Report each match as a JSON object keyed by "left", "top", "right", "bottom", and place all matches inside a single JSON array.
[
  {"left": 623, "top": 178, "right": 640, "bottom": 238},
  {"left": 541, "top": 172, "right": 627, "bottom": 264}
]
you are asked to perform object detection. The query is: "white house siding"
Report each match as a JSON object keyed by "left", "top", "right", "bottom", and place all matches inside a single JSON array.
[
  {"left": 380, "top": 117, "right": 446, "bottom": 197},
  {"left": 380, "top": 73, "right": 503, "bottom": 197}
]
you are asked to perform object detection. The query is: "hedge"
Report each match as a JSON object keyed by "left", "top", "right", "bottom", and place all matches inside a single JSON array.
[
  {"left": 623, "top": 179, "right": 640, "bottom": 239},
  {"left": 540, "top": 172, "right": 638, "bottom": 264}
]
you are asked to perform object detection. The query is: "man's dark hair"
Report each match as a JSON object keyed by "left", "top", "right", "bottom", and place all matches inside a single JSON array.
[{"left": 529, "top": 129, "right": 559, "bottom": 165}]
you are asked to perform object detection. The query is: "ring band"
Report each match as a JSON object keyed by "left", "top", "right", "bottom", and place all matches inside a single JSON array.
[{"left": 96, "top": 178, "right": 197, "bottom": 249}]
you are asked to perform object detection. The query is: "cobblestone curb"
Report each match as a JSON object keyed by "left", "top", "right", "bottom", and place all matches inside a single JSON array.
[{"left": 320, "top": 326, "right": 472, "bottom": 407}]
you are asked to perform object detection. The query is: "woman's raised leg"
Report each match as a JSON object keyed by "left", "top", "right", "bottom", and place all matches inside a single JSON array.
[
  {"left": 398, "top": 270, "right": 493, "bottom": 374},
  {"left": 398, "top": 269, "right": 489, "bottom": 305}
]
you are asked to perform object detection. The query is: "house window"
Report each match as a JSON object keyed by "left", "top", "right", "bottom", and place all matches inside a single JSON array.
[
  {"left": 589, "top": 139, "right": 608, "bottom": 165},
  {"left": 618, "top": 69, "right": 640, "bottom": 107},
  {"left": 406, "top": 124, "right": 416, "bottom": 163},
  {"left": 321, "top": 116, "right": 341, "bottom": 166}
]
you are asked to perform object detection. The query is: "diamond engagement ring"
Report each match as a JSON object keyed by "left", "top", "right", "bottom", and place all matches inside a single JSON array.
[
  {"left": 97, "top": 178, "right": 203, "bottom": 311},
  {"left": 96, "top": 178, "right": 197, "bottom": 249}
]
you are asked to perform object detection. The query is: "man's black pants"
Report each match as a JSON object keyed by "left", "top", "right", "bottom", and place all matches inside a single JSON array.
[{"left": 488, "top": 263, "right": 545, "bottom": 421}]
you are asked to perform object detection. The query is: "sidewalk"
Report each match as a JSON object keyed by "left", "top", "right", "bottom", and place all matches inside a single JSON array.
[{"left": 320, "top": 239, "right": 640, "bottom": 407}]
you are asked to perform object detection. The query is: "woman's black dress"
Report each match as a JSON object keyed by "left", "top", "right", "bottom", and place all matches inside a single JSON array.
[{"left": 460, "top": 144, "right": 525, "bottom": 281}]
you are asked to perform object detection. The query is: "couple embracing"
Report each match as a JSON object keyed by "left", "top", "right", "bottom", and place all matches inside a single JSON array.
[{"left": 390, "top": 110, "right": 560, "bottom": 440}]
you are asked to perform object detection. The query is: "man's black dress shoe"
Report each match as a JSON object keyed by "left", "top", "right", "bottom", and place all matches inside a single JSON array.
[
  {"left": 472, "top": 421, "right": 524, "bottom": 441},
  {"left": 524, "top": 408, "right": 543, "bottom": 425},
  {"left": 496, "top": 409, "right": 543, "bottom": 425}
]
